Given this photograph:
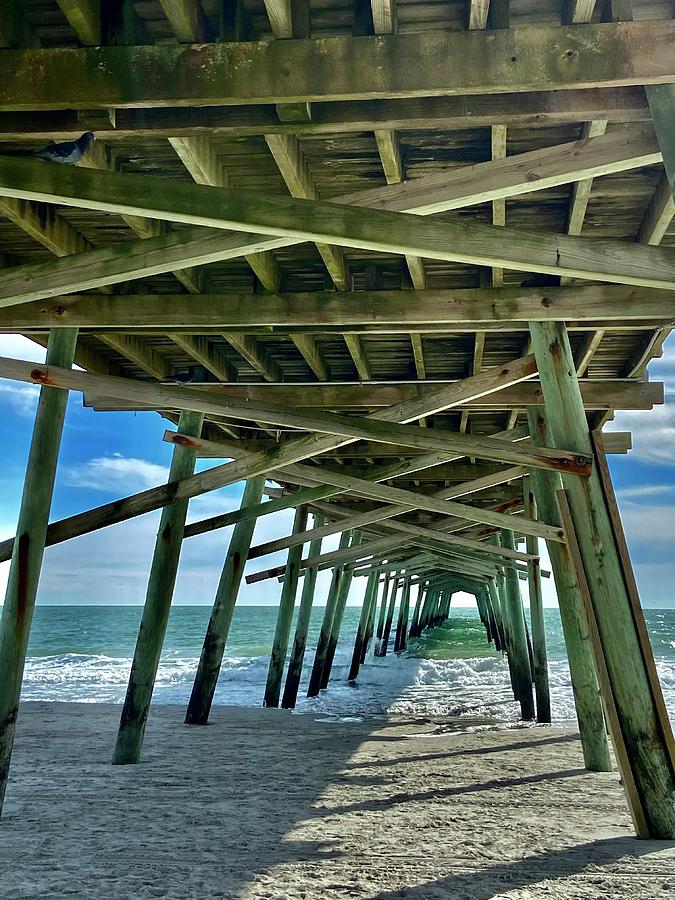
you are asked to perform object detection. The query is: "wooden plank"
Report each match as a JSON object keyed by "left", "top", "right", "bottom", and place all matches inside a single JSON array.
[
  {"left": 95, "top": 335, "right": 170, "bottom": 380},
  {"left": 1, "top": 22, "right": 672, "bottom": 110},
  {"left": 0, "top": 328, "right": 78, "bottom": 813},
  {"left": 491, "top": 124, "right": 507, "bottom": 287},
  {"left": 1, "top": 160, "right": 673, "bottom": 292}
]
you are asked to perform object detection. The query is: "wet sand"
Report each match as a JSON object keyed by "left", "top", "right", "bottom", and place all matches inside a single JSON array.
[{"left": 2, "top": 702, "right": 674, "bottom": 898}]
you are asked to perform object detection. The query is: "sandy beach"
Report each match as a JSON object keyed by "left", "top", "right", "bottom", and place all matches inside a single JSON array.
[{"left": 0, "top": 704, "right": 673, "bottom": 898}]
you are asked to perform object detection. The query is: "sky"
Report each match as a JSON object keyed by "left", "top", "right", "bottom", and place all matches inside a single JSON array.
[{"left": 1, "top": 332, "right": 674, "bottom": 608}]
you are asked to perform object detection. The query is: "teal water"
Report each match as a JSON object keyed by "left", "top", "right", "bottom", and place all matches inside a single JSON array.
[{"left": 21, "top": 605, "right": 675, "bottom": 724}]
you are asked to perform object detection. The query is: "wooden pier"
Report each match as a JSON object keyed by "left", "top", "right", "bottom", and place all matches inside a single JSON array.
[{"left": 0, "top": 0, "right": 674, "bottom": 842}]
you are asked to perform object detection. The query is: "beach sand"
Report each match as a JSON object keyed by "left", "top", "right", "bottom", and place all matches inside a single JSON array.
[{"left": 1, "top": 703, "right": 674, "bottom": 898}]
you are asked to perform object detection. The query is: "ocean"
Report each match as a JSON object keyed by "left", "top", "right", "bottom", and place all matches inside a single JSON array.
[{"left": 21, "top": 605, "right": 675, "bottom": 726}]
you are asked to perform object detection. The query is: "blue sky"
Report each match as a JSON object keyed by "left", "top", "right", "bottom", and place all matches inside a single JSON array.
[{"left": 1, "top": 332, "right": 674, "bottom": 608}]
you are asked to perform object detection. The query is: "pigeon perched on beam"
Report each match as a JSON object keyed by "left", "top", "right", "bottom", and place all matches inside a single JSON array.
[
  {"left": 1, "top": 132, "right": 96, "bottom": 165},
  {"left": 34, "top": 132, "right": 96, "bottom": 165}
]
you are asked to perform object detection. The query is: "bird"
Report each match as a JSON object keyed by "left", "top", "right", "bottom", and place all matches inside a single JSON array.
[
  {"left": 171, "top": 365, "right": 209, "bottom": 384},
  {"left": 34, "top": 132, "right": 96, "bottom": 165},
  {"left": 1, "top": 133, "right": 96, "bottom": 165}
]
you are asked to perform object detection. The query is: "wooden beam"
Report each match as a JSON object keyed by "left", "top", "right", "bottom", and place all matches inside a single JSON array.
[
  {"left": 1, "top": 22, "right": 672, "bottom": 109},
  {"left": 0, "top": 358, "right": 551, "bottom": 565},
  {"left": 159, "top": 0, "right": 211, "bottom": 42},
  {"left": 290, "top": 334, "right": 329, "bottom": 381},
  {"left": 169, "top": 135, "right": 281, "bottom": 292},
  {"left": 491, "top": 124, "right": 507, "bottom": 287},
  {"left": 221, "top": 333, "right": 281, "bottom": 382},
  {"left": 469, "top": 1, "right": 491, "bottom": 29},
  {"left": 0, "top": 88, "right": 649, "bottom": 142},
  {"left": 86, "top": 380, "right": 663, "bottom": 413},
  {"left": 265, "top": 132, "right": 348, "bottom": 290},
  {"left": 637, "top": 173, "right": 675, "bottom": 246},
  {"left": 56, "top": 1, "right": 101, "bottom": 46},
  {"left": 95, "top": 335, "right": 170, "bottom": 380},
  {"left": 1, "top": 159, "right": 673, "bottom": 292},
  {"left": 339, "top": 126, "right": 662, "bottom": 215},
  {"left": 0, "top": 353, "right": 596, "bottom": 474},
  {"left": 171, "top": 335, "right": 234, "bottom": 382}
]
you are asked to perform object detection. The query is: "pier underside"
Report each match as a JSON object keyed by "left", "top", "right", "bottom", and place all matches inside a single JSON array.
[{"left": 0, "top": 0, "right": 674, "bottom": 844}]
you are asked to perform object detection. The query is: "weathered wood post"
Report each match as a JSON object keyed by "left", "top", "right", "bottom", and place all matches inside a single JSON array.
[
  {"left": 307, "top": 530, "right": 352, "bottom": 697},
  {"left": 501, "top": 529, "right": 535, "bottom": 720},
  {"left": 523, "top": 476, "right": 551, "bottom": 722},
  {"left": 112, "top": 409, "right": 204, "bottom": 765},
  {"left": 375, "top": 572, "right": 391, "bottom": 640},
  {"left": 530, "top": 321, "right": 675, "bottom": 837},
  {"left": 264, "top": 504, "right": 310, "bottom": 708},
  {"left": 185, "top": 475, "right": 266, "bottom": 725},
  {"left": 526, "top": 406, "right": 611, "bottom": 771},
  {"left": 361, "top": 575, "right": 380, "bottom": 662},
  {"left": 281, "top": 514, "right": 324, "bottom": 709},
  {"left": 488, "top": 579, "right": 507, "bottom": 653},
  {"left": 348, "top": 571, "right": 378, "bottom": 681},
  {"left": 0, "top": 328, "right": 78, "bottom": 813},
  {"left": 409, "top": 581, "right": 426, "bottom": 637},
  {"left": 394, "top": 575, "right": 411, "bottom": 652},
  {"left": 321, "top": 544, "right": 360, "bottom": 689},
  {"left": 377, "top": 572, "right": 400, "bottom": 656}
]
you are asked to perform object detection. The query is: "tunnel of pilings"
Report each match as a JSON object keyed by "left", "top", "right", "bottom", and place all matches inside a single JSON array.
[{"left": 0, "top": 0, "right": 675, "bottom": 841}]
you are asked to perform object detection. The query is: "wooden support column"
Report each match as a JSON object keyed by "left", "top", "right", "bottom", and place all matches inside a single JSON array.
[
  {"left": 487, "top": 579, "right": 506, "bottom": 653},
  {"left": 348, "top": 571, "right": 378, "bottom": 681},
  {"left": 263, "top": 504, "right": 310, "bottom": 708},
  {"left": 307, "top": 531, "right": 352, "bottom": 697},
  {"left": 0, "top": 327, "right": 78, "bottom": 813},
  {"left": 527, "top": 405, "right": 611, "bottom": 771},
  {"left": 501, "top": 529, "right": 535, "bottom": 720},
  {"left": 112, "top": 409, "right": 204, "bottom": 765},
  {"left": 377, "top": 573, "right": 400, "bottom": 656},
  {"left": 361, "top": 576, "right": 379, "bottom": 662},
  {"left": 523, "top": 476, "right": 551, "bottom": 723},
  {"left": 409, "top": 582, "right": 425, "bottom": 638},
  {"left": 394, "top": 575, "right": 411, "bottom": 652},
  {"left": 321, "top": 543, "right": 360, "bottom": 689},
  {"left": 530, "top": 321, "right": 675, "bottom": 837},
  {"left": 375, "top": 572, "right": 391, "bottom": 640},
  {"left": 185, "top": 475, "right": 266, "bottom": 725},
  {"left": 281, "top": 514, "right": 324, "bottom": 709}
]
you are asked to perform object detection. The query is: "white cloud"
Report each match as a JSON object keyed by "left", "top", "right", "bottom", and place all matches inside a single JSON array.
[
  {"left": 63, "top": 453, "right": 169, "bottom": 492},
  {"left": 0, "top": 380, "right": 41, "bottom": 417},
  {"left": 0, "top": 334, "right": 46, "bottom": 363},
  {"left": 617, "top": 484, "right": 675, "bottom": 500}
]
